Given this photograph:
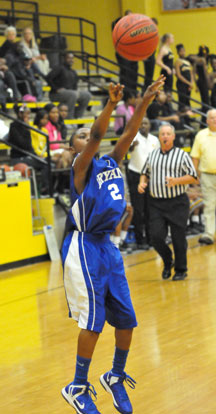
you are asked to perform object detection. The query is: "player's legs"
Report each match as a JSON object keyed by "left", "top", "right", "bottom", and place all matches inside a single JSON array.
[
  {"left": 77, "top": 329, "right": 100, "bottom": 358},
  {"left": 62, "top": 232, "right": 110, "bottom": 414},
  {"left": 115, "top": 328, "right": 133, "bottom": 350},
  {"left": 100, "top": 250, "right": 137, "bottom": 414},
  {"left": 62, "top": 328, "right": 101, "bottom": 414},
  {"left": 100, "top": 327, "right": 135, "bottom": 414}
]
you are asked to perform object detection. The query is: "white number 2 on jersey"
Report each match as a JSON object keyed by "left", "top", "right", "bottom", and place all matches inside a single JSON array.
[{"left": 108, "top": 183, "right": 122, "bottom": 200}]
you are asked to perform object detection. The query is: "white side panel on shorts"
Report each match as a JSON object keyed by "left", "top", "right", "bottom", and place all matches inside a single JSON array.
[
  {"left": 64, "top": 231, "right": 90, "bottom": 329},
  {"left": 71, "top": 199, "right": 81, "bottom": 231}
]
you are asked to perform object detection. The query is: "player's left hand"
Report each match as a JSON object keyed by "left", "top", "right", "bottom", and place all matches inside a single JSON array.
[
  {"left": 165, "top": 176, "right": 176, "bottom": 187},
  {"left": 109, "top": 82, "right": 124, "bottom": 104},
  {"left": 143, "top": 75, "right": 165, "bottom": 102}
]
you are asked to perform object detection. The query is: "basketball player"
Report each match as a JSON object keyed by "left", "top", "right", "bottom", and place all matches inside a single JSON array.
[{"left": 61, "top": 76, "right": 165, "bottom": 414}]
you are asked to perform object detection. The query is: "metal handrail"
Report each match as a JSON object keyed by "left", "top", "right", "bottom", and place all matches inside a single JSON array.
[
  {"left": 0, "top": 2, "right": 211, "bottom": 115},
  {"left": 0, "top": 109, "right": 53, "bottom": 195},
  {"left": 0, "top": 6, "right": 98, "bottom": 70}
]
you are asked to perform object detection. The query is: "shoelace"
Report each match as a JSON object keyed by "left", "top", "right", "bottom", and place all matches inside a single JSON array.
[
  {"left": 85, "top": 383, "right": 98, "bottom": 402},
  {"left": 122, "top": 372, "right": 136, "bottom": 390}
]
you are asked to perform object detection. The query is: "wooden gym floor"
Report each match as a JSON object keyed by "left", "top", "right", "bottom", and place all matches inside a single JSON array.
[{"left": 0, "top": 235, "right": 216, "bottom": 414}]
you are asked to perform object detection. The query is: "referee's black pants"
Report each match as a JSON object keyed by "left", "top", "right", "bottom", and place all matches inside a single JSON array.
[{"left": 149, "top": 193, "right": 190, "bottom": 272}]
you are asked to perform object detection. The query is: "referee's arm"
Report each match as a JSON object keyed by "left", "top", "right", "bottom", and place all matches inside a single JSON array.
[
  {"left": 165, "top": 174, "right": 198, "bottom": 188},
  {"left": 138, "top": 173, "right": 149, "bottom": 193},
  {"left": 166, "top": 152, "right": 199, "bottom": 187},
  {"left": 138, "top": 157, "right": 150, "bottom": 194}
]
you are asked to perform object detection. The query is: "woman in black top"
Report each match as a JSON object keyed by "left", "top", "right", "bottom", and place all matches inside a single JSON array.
[
  {"left": 209, "top": 56, "right": 216, "bottom": 108},
  {"left": 188, "top": 45, "right": 210, "bottom": 123},
  {"left": 156, "top": 33, "right": 174, "bottom": 92},
  {"left": 9, "top": 105, "right": 49, "bottom": 194},
  {"left": 175, "top": 44, "right": 194, "bottom": 109}
]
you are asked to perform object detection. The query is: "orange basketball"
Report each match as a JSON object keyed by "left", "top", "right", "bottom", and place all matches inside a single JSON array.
[
  {"left": 0, "top": 164, "right": 11, "bottom": 172},
  {"left": 112, "top": 14, "right": 159, "bottom": 61},
  {"left": 13, "top": 163, "right": 31, "bottom": 178}
]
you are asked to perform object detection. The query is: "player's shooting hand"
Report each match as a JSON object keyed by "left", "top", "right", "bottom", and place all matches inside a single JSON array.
[
  {"left": 109, "top": 82, "right": 124, "bottom": 104},
  {"left": 138, "top": 182, "right": 148, "bottom": 194},
  {"left": 143, "top": 75, "right": 165, "bottom": 102}
]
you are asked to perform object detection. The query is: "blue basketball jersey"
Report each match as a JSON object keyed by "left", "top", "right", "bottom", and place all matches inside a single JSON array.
[{"left": 66, "top": 154, "right": 126, "bottom": 234}]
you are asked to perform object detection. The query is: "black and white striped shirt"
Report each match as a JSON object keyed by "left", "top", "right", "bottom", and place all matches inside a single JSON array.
[{"left": 141, "top": 147, "right": 197, "bottom": 198}]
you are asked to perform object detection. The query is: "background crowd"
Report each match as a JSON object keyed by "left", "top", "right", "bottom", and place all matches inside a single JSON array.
[{"left": 0, "top": 17, "right": 215, "bottom": 254}]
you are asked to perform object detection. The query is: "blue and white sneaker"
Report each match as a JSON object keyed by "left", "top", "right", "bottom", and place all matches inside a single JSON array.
[
  {"left": 61, "top": 382, "right": 101, "bottom": 414},
  {"left": 100, "top": 371, "right": 136, "bottom": 414}
]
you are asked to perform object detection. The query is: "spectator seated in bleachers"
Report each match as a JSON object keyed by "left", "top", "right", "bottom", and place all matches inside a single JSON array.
[
  {"left": 44, "top": 103, "right": 72, "bottom": 169},
  {"left": 11, "top": 54, "right": 43, "bottom": 102},
  {"left": 47, "top": 51, "right": 91, "bottom": 119},
  {"left": 58, "top": 103, "right": 69, "bottom": 140},
  {"left": 147, "top": 90, "right": 182, "bottom": 131},
  {"left": 114, "top": 90, "right": 136, "bottom": 135},
  {"left": 147, "top": 90, "right": 193, "bottom": 146},
  {"left": 8, "top": 104, "right": 49, "bottom": 194},
  {"left": 0, "top": 26, "right": 20, "bottom": 67},
  {"left": 0, "top": 57, "right": 22, "bottom": 105},
  {"left": 19, "top": 27, "right": 50, "bottom": 78},
  {"left": 31, "top": 109, "right": 48, "bottom": 158}
]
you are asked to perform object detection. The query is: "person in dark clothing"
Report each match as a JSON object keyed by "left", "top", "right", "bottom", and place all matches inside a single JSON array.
[
  {"left": 195, "top": 46, "right": 210, "bottom": 115},
  {"left": 208, "top": 55, "right": 216, "bottom": 108},
  {"left": 142, "top": 17, "right": 158, "bottom": 92},
  {"left": 0, "top": 26, "right": 21, "bottom": 67},
  {"left": 112, "top": 10, "right": 138, "bottom": 93},
  {"left": 47, "top": 52, "right": 91, "bottom": 119},
  {"left": 156, "top": 33, "right": 174, "bottom": 92},
  {"left": 188, "top": 46, "right": 210, "bottom": 122},
  {"left": 58, "top": 103, "right": 69, "bottom": 140},
  {"left": 0, "top": 57, "right": 21, "bottom": 102},
  {"left": 175, "top": 44, "right": 194, "bottom": 109},
  {"left": 8, "top": 105, "right": 49, "bottom": 193},
  {"left": 139, "top": 123, "right": 198, "bottom": 281},
  {"left": 11, "top": 55, "right": 43, "bottom": 100},
  {"left": 147, "top": 90, "right": 182, "bottom": 131}
]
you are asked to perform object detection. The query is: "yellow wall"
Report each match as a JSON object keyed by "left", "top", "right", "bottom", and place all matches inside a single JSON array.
[
  {"left": 22, "top": 0, "right": 216, "bottom": 98},
  {"left": 16, "top": 0, "right": 216, "bottom": 63},
  {"left": 35, "top": 0, "right": 121, "bottom": 67}
]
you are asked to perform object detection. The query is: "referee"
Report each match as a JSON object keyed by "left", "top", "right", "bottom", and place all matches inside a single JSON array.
[{"left": 138, "top": 123, "right": 198, "bottom": 281}]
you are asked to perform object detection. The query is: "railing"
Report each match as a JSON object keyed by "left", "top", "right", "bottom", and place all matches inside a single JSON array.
[
  {"left": 0, "top": 108, "right": 53, "bottom": 195},
  {"left": 0, "top": 106, "right": 128, "bottom": 198},
  {"left": 0, "top": 2, "right": 98, "bottom": 69},
  {"left": 71, "top": 51, "right": 210, "bottom": 126},
  {"left": 0, "top": 0, "right": 39, "bottom": 33},
  {"left": 0, "top": 0, "right": 212, "bottom": 120}
]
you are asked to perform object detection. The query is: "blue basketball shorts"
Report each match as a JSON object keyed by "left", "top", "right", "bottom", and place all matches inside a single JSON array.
[{"left": 62, "top": 230, "right": 137, "bottom": 333}]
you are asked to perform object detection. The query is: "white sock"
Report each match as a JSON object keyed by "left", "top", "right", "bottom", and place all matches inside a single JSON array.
[
  {"left": 113, "top": 236, "right": 120, "bottom": 248},
  {"left": 110, "top": 234, "right": 114, "bottom": 242},
  {"left": 192, "top": 215, "right": 199, "bottom": 223},
  {"left": 120, "top": 230, "right": 127, "bottom": 242},
  {"left": 187, "top": 219, "right": 190, "bottom": 225}
]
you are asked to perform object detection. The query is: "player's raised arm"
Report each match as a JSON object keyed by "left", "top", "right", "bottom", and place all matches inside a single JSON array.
[
  {"left": 73, "top": 83, "right": 123, "bottom": 193},
  {"left": 109, "top": 75, "right": 165, "bottom": 163}
]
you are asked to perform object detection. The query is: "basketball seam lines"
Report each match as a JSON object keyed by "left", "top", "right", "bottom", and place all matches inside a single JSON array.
[
  {"left": 114, "top": 20, "right": 157, "bottom": 48},
  {"left": 118, "top": 32, "right": 158, "bottom": 47}
]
